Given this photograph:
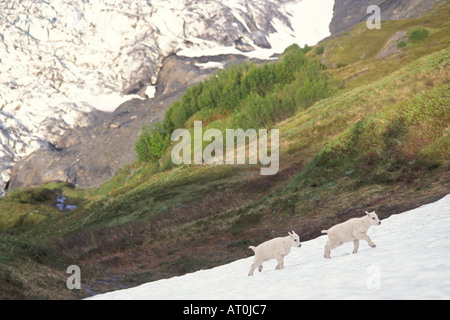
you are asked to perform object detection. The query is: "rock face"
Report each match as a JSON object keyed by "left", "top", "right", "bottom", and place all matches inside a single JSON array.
[
  {"left": 329, "top": 0, "right": 444, "bottom": 34},
  {"left": 376, "top": 31, "right": 409, "bottom": 59},
  {"left": 7, "top": 54, "right": 256, "bottom": 190}
]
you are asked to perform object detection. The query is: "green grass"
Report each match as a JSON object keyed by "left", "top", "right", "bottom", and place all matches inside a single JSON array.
[
  {"left": 0, "top": 234, "right": 83, "bottom": 299},
  {"left": 290, "top": 83, "right": 449, "bottom": 189},
  {"left": 0, "top": 181, "right": 87, "bottom": 232},
  {"left": 311, "top": 1, "right": 450, "bottom": 89},
  {"left": 280, "top": 45, "right": 449, "bottom": 164}
]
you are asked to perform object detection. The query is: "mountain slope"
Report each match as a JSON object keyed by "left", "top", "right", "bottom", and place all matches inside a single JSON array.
[
  {"left": 89, "top": 194, "right": 450, "bottom": 300},
  {"left": 0, "top": 0, "right": 335, "bottom": 196},
  {"left": 0, "top": 1, "right": 448, "bottom": 300},
  {"left": 6, "top": 44, "right": 446, "bottom": 299}
]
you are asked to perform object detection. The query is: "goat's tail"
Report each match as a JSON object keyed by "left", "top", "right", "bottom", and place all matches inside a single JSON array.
[{"left": 249, "top": 246, "right": 257, "bottom": 252}]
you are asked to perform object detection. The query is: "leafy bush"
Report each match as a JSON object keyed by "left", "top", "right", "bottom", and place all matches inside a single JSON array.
[
  {"left": 409, "top": 28, "right": 429, "bottom": 41},
  {"left": 135, "top": 122, "right": 171, "bottom": 162},
  {"left": 163, "top": 44, "right": 333, "bottom": 131},
  {"left": 315, "top": 45, "right": 325, "bottom": 55},
  {"left": 301, "top": 44, "right": 312, "bottom": 54},
  {"left": 135, "top": 43, "right": 335, "bottom": 163},
  {"left": 397, "top": 41, "right": 407, "bottom": 48}
]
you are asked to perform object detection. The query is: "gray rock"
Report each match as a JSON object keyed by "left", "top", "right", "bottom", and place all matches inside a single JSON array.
[
  {"left": 329, "top": 0, "right": 444, "bottom": 34},
  {"left": 376, "top": 31, "right": 409, "bottom": 59}
]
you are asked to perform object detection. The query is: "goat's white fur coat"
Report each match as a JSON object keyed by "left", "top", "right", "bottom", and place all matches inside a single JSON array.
[
  {"left": 322, "top": 211, "right": 381, "bottom": 259},
  {"left": 248, "top": 231, "right": 301, "bottom": 276}
]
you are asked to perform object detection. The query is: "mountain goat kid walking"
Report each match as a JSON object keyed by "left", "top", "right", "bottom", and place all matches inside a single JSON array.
[
  {"left": 322, "top": 211, "right": 381, "bottom": 259},
  {"left": 248, "top": 231, "right": 301, "bottom": 276}
]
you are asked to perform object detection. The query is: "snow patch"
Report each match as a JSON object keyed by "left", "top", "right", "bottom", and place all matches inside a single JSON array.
[
  {"left": 88, "top": 195, "right": 450, "bottom": 300},
  {"left": 176, "top": 0, "right": 335, "bottom": 60},
  {"left": 195, "top": 61, "right": 224, "bottom": 70},
  {"left": 145, "top": 86, "right": 156, "bottom": 99}
]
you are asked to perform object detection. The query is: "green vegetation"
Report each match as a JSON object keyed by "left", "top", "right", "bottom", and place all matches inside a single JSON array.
[
  {"left": 0, "top": 181, "right": 87, "bottom": 236},
  {"left": 135, "top": 44, "right": 336, "bottom": 164},
  {"left": 409, "top": 28, "right": 429, "bottom": 41},
  {"left": 397, "top": 41, "right": 407, "bottom": 48},
  {"left": 0, "top": 234, "right": 80, "bottom": 299},
  {"left": 5, "top": 187, "right": 56, "bottom": 204},
  {"left": 0, "top": 2, "right": 449, "bottom": 299},
  {"left": 312, "top": 1, "right": 449, "bottom": 90},
  {"left": 292, "top": 84, "right": 449, "bottom": 189},
  {"left": 315, "top": 45, "right": 325, "bottom": 55},
  {"left": 135, "top": 122, "right": 171, "bottom": 162}
]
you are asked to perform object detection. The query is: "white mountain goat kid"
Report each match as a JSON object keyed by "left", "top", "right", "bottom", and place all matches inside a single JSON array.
[
  {"left": 322, "top": 211, "right": 381, "bottom": 259},
  {"left": 248, "top": 231, "right": 301, "bottom": 276}
]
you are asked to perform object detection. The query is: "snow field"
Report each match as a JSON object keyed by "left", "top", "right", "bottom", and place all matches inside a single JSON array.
[
  {"left": 178, "top": 0, "right": 335, "bottom": 59},
  {"left": 89, "top": 194, "right": 450, "bottom": 300}
]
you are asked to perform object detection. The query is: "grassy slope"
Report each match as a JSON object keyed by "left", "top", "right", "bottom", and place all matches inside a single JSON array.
[{"left": 0, "top": 3, "right": 449, "bottom": 298}]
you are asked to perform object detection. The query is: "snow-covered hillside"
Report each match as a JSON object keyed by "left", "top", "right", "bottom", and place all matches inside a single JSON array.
[
  {"left": 89, "top": 194, "right": 450, "bottom": 300},
  {"left": 0, "top": 0, "right": 335, "bottom": 196}
]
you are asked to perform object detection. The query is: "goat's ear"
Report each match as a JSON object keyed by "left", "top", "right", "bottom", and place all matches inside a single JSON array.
[
  {"left": 288, "top": 231, "right": 292, "bottom": 236},
  {"left": 365, "top": 211, "right": 370, "bottom": 215}
]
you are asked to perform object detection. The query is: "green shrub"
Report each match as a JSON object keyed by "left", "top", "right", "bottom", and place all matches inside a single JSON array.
[
  {"left": 136, "top": 43, "right": 334, "bottom": 163},
  {"left": 135, "top": 122, "right": 171, "bottom": 162},
  {"left": 301, "top": 44, "right": 312, "bottom": 54},
  {"left": 5, "top": 187, "right": 55, "bottom": 204},
  {"left": 409, "top": 28, "right": 429, "bottom": 41},
  {"left": 315, "top": 45, "right": 325, "bottom": 55},
  {"left": 397, "top": 41, "right": 407, "bottom": 48}
]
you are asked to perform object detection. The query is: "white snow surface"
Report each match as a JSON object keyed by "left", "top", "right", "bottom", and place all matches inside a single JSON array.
[
  {"left": 0, "top": 0, "right": 335, "bottom": 195},
  {"left": 89, "top": 194, "right": 450, "bottom": 300}
]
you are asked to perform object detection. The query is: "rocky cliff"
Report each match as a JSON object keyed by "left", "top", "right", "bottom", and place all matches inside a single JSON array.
[{"left": 329, "top": 0, "right": 444, "bottom": 34}]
